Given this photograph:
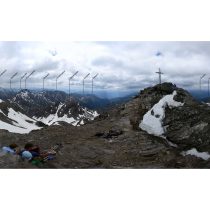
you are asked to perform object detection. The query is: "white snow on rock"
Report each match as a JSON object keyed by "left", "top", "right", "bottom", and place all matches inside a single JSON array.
[
  {"left": 92, "top": 110, "right": 100, "bottom": 118},
  {"left": 1, "top": 99, "right": 99, "bottom": 133},
  {"left": 181, "top": 148, "right": 210, "bottom": 160},
  {"left": 139, "top": 91, "right": 183, "bottom": 136},
  {"left": 0, "top": 99, "right": 3, "bottom": 103},
  {"left": 33, "top": 103, "right": 77, "bottom": 126},
  {"left": 33, "top": 103, "right": 99, "bottom": 126},
  {"left": 35, "top": 114, "right": 77, "bottom": 126},
  {"left": 0, "top": 108, "right": 41, "bottom": 134}
]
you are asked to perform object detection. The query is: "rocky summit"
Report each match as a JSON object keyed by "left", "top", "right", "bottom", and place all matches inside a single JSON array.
[{"left": 1, "top": 83, "right": 210, "bottom": 168}]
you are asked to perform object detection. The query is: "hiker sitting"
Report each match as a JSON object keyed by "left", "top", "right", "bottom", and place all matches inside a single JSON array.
[
  {"left": 2, "top": 143, "right": 18, "bottom": 155},
  {"left": 24, "top": 143, "right": 40, "bottom": 158}
]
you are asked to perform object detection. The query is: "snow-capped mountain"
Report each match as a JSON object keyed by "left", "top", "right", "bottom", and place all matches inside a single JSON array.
[
  {"left": 0, "top": 90, "right": 99, "bottom": 134},
  {"left": 11, "top": 90, "right": 99, "bottom": 123},
  {"left": 11, "top": 90, "right": 61, "bottom": 118},
  {"left": 33, "top": 100, "right": 99, "bottom": 126},
  {"left": 10, "top": 90, "right": 109, "bottom": 116},
  {"left": 0, "top": 99, "right": 42, "bottom": 134},
  {"left": 0, "top": 89, "right": 136, "bottom": 134}
]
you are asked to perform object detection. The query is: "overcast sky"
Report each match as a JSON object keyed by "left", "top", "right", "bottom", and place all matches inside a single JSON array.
[{"left": 0, "top": 41, "right": 210, "bottom": 94}]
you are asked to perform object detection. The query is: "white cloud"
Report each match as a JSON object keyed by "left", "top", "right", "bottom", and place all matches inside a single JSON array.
[{"left": 0, "top": 41, "right": 210, "bottom": 92}]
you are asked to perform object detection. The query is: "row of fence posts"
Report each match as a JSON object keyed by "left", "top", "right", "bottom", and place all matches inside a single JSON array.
[{"left": 0, "top": 69, "right": 99, "bottom": 97}]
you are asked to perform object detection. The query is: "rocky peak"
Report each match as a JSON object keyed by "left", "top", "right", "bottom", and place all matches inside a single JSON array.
[
  {"left": 138, "top": 82, "right": 197, "bottom": 110},
  {"left": 116, "top": 82, "right": 210, "bottom": 152}
]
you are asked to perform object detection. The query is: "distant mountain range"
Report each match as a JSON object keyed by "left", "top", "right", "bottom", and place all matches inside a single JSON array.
[
  {"left": 0, "top": 89, "right": 100, "bottom": 133},
  {"left": 188, "top": 89, "right": 210, "bottom": 102},
  {"left": 0, "top": 88, "right": 136, "bottom": 110},
  {"left": 0, "top": 88, "right": 136, "bottom": 134}
]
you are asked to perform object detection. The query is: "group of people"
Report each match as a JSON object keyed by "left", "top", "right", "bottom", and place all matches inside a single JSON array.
[{"left": 1, "top": 142, "right": 62, "bottom": 166}]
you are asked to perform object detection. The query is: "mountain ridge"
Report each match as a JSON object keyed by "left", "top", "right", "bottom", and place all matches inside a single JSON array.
[{"left": 0, "top": 89, "right": 99, "bottom": 133}]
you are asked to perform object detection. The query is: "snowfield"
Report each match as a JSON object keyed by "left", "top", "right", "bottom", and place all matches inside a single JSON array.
[
  {"left": 34, "top": 113, "right": 78, "bottom": 126},
  {"left": 0, "top": 99, "right": 99, "bottom": 134},
  {"left": 181, "top": 148, "right": 210, "bottom": 160},
  {"left": 139, "top": 91, "right": 183, "bottom": 136},
  {"left": 0, "top": 108, "right": 41, "bottom": 134}
]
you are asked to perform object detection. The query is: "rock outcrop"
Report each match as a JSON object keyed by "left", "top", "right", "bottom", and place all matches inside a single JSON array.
[{"left": 134, "top": 82, "right": 210, "bottom": 151}]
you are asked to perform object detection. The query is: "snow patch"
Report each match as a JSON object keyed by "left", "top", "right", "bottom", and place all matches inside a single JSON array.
[
  {"left": 181, "top": 148, "right": 210, "bottom": 160},
  {"left": 93, "top": 110, "right": 99, "bottom": 118},
  {"left": 34, "top": 103, "right": 90, "bottom": 126},
  {"left": 0, "top": 99, "right": 3, "bottom": 103},
  {"left": 0, "top": 108, "right": 41, "bottom": 134},
  {"left": 139, "top": 91, "right": 183, "bottom": 136},
  {"left": 1, "top": 98, "right": 99, "bottom": 133},
  {"left": 34, "top": 110, "right": 78, "bottom": 126},
  {"left": 34, "top": 105, "right": 99, "bottom": 126}
]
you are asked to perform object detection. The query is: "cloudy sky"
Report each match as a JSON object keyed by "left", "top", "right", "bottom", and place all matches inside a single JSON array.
[{"left": 0, "top": 41, "right": 210, "bottom": 96}]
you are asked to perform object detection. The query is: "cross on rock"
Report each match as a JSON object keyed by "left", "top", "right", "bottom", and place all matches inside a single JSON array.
[{"left": 156, "top": 68, "right": 164, "bottom": 84}]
